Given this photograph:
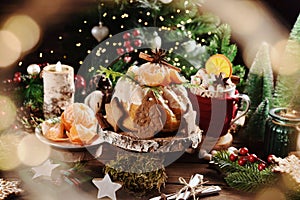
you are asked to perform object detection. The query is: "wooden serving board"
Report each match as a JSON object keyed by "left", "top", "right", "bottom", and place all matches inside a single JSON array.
[{"left": 98, "top": 127, "right": 202, "bottom": 153}]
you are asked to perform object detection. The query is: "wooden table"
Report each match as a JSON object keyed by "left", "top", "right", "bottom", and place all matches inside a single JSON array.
[{"left": 2, "top": 144, "right": 253, "bottom": 200}]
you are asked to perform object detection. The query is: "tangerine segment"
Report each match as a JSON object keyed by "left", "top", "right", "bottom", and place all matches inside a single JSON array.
[
  {"left": 205, "top": 54, "right": 232, "bottom": 78},
  {"left": 44, "top": 122, "right": 68, "bottom": 142},
  {"left": 68, "top": 123, "right": 97, "bottom": 145}
]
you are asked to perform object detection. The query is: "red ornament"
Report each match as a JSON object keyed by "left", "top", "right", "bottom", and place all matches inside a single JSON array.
[
  {"left": 267, "top": 155, "right": 275, "bottom": 163},
  {"left": 74, "top": 74, "right": 86, "bottom": 90},
  {"left": 229, "top": 153, "right": 238, "bottom": 162},
  {"left": 14, "top": 72, "right": 21, "bottom": 78},
  {"left": 126, "top": 46, "right": 134, "bottom": 52},
  {"left": 132, "top": 29, "right": 140, "bottom": 37},
  {"left": 248, "top": 154, "right": 258, "bottom": 163},
  {"left": 239, "top": 147, "right": 249, "bottom": 155},
  {"left": 116, "top": 48, "right": 125, "bottom": 55},
  {"left": 123, "top": 32, "right": 131, "bottom": 40},
  {"left": 134, "top": 39, "right": 142, "bottom": 47},
  {"left": 238, "top": 157, "right": 247, "bottom": 166},
  {"left": 258, "top": 163, "right": 266, "bottom": 171},
  {"left": 123, "top": 40, "right": 131, "bottom": 48}
]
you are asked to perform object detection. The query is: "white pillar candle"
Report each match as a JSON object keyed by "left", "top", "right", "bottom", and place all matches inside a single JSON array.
[{"left": 43, "top": 62, "right": 75, "bottom": 119}]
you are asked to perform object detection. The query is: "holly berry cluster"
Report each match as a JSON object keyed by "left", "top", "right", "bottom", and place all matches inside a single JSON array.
[
  {"left": 116, "top": 29, "right": 142, "bottom": 63},
  {"left": 228, "top": 147, "right": 275, "bottom": 171}
]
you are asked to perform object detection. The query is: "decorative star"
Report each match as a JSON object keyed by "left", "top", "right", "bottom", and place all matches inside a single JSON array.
[
  {"left": 31, "top": 159, "right": 60, "bottom": 179},
  {"left": 92, "top": 174, "right": 122, "bottom": 200}
]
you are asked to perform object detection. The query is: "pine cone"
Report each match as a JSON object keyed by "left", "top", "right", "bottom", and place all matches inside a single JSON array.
[{"left": 16, "top": 106, "right": 44, "bottom": 132}]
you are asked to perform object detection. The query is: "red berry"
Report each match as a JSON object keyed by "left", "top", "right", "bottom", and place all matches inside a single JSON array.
[
  {"left": 132, "top": 29, "right": 140, "bottom": 37},
  {"left": 123, "top": 32, "right": 131, "bottom": 40},
  {"left": 14, "top": 72, "right": 21, "bottom": 78},
  {"left": 74, "top": 75, "right": 86, "bottom": 90},
  {"left": 123, "top": 40, "right": 131, "bottom": 48},
  {"left": 239, "top": 147, "right": 249, "bottom": 155},
  {"left": 229, "top": 153, "right": 238, "bottom": 162},
  {"left": 116, "top": 48, "right": 125, "bottom": 55},
  {"left": 13, "top": 76, "right": 21, "bottom": 83},
  {"left": 238, "top": 157, "right": 247, "bottom": 166},
  {"left": 123, "top": 56, "right": 132, "bottom": 63},
  {"left": 248, "top": 154, "right": 258, "bottom": 163},
  {"left": 267, "top": 155, "right": 275, "bottom": 163},
  {"left": 258, "top": 163, "right": 266, "bottom": 171},
  {"left": 134, "top": 39, "right": 142, "bottom": 47},
  {"left": 126, "top": 46, "right": 134, "bottom": 52}
]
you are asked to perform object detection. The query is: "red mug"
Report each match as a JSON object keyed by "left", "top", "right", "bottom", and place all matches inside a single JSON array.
[{"left": 190, "top": 86, "right": 250, "bottom": 138}]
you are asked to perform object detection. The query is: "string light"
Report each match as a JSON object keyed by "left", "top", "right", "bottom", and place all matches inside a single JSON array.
[
  {"left": 76, "top": 43, "right": 81, "bottom": 47},
  {"left": 83, "top": 20, "right": 87, "bottom": 24},
  {"left": 50, "top": 50, "right": 54, "bottom": 53},
  {"left": 78, "top": 29, "right": 82, "bottom": 32},
  {"left": 39, "top": 53, "right": 43, "bottom": 58},
  {"left": 79, "top": 61, "right": 83, "bottom": 64},
  {"left": 18, "top": 62, "right": 22, "bottom": 66},
  {"left": 58, "top": 36, "right": 63, "bottom": 40}
]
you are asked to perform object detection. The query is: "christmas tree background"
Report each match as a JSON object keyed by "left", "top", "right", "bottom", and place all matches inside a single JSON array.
[{"left": 0, "top": 0, "right": 299, "bottom": 82}]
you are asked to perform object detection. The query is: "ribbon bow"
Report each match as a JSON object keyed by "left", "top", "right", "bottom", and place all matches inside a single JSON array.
[{"left": 175, "top": 174, "right": 207, "bottom": 200}]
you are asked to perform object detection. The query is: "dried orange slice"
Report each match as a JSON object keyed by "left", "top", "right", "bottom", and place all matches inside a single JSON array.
[{"left": 205, "top": 54, "right": 232, "bottom": 78}]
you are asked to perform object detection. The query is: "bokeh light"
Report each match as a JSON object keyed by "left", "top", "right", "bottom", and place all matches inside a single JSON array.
[
  {"left": 2, "top": 14, "right": 41, "bottom": 53},
  {"left": 0, "top": 95, "right": 17, "bottom": 131},
  {"left": 17, "top": 134, "right": 51, "bottom": 166},
  {"left": 0, "top": 131, "right": 24, "bottom": 171},
  {"left": 0, "top": 30, "right": 22, "bottom": 67},
  {"left": 254, "top": 187, "right": 285, "bottom": 200}
]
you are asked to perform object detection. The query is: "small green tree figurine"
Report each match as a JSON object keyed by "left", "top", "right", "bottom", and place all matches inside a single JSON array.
[
  {"left": 274, "top": 13, "right": 300, "bottom": 111},
  {"left": 244, "top": 42, "right": 274, "bottom": 112}
]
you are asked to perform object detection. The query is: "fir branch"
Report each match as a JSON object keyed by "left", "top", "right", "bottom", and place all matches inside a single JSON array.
[
  {"left": 225, "top": 169, "right": 277, "bottom": 193},
  {"left": 207, "top": 24, "right": 237, "bottom": 62}
]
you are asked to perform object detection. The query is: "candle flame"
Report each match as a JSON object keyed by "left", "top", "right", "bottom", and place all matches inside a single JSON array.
[{"left": 55, "top": 61, "right": 62, "bottom": 72}]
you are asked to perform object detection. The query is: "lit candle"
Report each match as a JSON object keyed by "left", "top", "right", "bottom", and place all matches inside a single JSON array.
[{"left": 43, "top": 61, "right": 75, "bottom": 119}]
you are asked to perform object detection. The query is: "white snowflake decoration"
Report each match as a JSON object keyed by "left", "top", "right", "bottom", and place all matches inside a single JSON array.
[{"left": 0, "top": 178, "right": 23, "bottom": 200}]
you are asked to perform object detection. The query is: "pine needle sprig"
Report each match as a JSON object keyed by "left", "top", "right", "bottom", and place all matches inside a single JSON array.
[
  {"left": 225, "top": 169, "right": 277, "bottom": 193},
  {"left": 207, "top": 24, "right": 237, "bottom": 62}
]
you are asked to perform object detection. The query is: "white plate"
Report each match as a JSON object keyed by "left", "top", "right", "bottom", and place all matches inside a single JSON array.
[{"left": 35, "top": 120, "right": 103, "bottom": 151}]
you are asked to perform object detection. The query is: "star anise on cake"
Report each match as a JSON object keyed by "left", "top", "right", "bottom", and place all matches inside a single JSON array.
[
  {"left": 151, "top": 48, "right": 167, "bottom": 63},
  {"left": 139, "top": 49, "right": 181, "bottom": 72}
]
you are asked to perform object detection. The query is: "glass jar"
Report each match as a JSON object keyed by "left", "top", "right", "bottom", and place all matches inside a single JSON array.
[{"left": 264, "top": 108, "right": 300, "bottom": 157}]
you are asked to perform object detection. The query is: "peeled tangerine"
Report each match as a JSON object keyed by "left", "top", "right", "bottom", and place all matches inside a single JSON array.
[
  {"left": 43, "top": 122, "right": 68, "bottom": 142},
  {"left": 61, "top": 103, "right": 98, "bottom": 131},
  {"left": 61, "top": 103, "right": 98, "bottom": 145},
  {"left": 68, "top": 123, "right": 97, "bottom": 145}
]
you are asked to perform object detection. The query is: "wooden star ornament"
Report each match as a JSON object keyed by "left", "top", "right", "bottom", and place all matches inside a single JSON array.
[
  {"left": 31, "top": 159, "right": 60, "bottom": 179},
  {"left": 92, "top": 174, "right": 122, "bottom": 200}
]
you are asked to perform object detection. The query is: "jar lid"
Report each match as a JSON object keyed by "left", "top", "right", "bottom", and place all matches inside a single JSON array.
[{"left": 269, "top": 107, "right": 300, "bottom": 124}]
